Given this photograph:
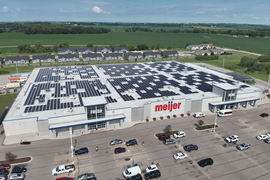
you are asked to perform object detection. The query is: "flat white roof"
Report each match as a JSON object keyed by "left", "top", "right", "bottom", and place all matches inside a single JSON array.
[
  {"left": 213, "top": 83, "right": 239, "bottom": 90},
  {"left": 83, "top": 96, "right": 107, "bottom": 107}
]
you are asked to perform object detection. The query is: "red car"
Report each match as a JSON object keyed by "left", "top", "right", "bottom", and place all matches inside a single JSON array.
[
  {"left": 260, "top": 113, "right": 269, "bottom": 118},
  {"left": 56, "top": 177, "right": 74, "bottom": 180},
  {"left": 0, "top": 164, "right": 10, "bottom": 170},
  {"left": 158, "top": 135, "right": 170, "bottom": 141}
]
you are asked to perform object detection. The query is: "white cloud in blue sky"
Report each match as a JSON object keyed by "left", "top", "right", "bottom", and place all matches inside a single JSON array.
[{"left": 0, "top": 0, "right": 270, "bottom": 24}]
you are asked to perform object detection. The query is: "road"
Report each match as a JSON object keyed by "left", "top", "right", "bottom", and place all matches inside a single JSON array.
[
  {"left": 0, "top": 106, "right": 270, "bottom": 180},
  {"left": 223, "top": 48, "right": 263, "bottom": 56}
]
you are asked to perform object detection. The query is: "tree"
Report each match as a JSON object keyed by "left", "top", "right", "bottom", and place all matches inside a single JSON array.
[
  {"left": 198, "top": 120, "right": 204, "bottom": 127},
  {"left": 35, "top": 41, "right": 43, "bottom": 50},
  {"left": 203, "top": 47, "right": 207, "bottom": 50},
  {"left": 211, "top": 52, "right": 214, "bottom": 55},
  {"left": 59, "top": 42, "right": 69, "bottom": 48},
  {"left": 87, "top": 43, "right": 93, "bottom": 48},
  {"left": 53, "top": 44, "right": 58, "bottom": 52},
  {"left": 204, "top": 53, "right": 208, "bottom": 56},
  {"left": 124, "top": 54, "right": 129, "bottom": 60},
  {"left": 151, "top": 45, "right": 155, "bottom": 50},
  {"left": 164, "top": 125, "right": 172, "bottom": 133},
  {"left": 162, "top": 51, "right": 169, "bottom": 59},
  {"left": 167, "top": 46, "right": 172, "bottom": 50},
  {"left": 137, "top": 43, "right": 149, "bottom": 50},
  {"left": 5, "top": 152, "right": 14, "bottom": 161},
  {"left": 155, "top": 43, "right": 160, "bottom": 50}
]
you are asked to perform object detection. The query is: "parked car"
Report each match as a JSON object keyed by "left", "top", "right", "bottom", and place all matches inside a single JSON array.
[
  {"left": 0, "top": 169, "right": 9, "bottom": 175},
  {"left": 146, "top": 165, "right": 158, "bottom": 173},
  {"left": 144, "top": 170, "right": 161, "bottom": 180},
  {"left": 123, "top": 166, "right": 142, "bottom": 178},
  {"left": 114, "top": 147, "right": 126, "bottom": 154},
  {"left": 256, "top": 135, "right": 269, "bottom": 140},
  {"left": 184, "top": 144, "right": 198, "bottom": 152},
  {"left": 173, "top": 152, "right": 187, "bottom": 160},
  {"left": 236, "top": 142, "right": 251, "bottom": 151},
  {"left": 9, "top": 173, "right": 25, "bottom": 180},
  {"left": 110, "top": 139, "right": 123, "bottom": 145},
  {"left": 163, "top": 139, "right": 176, "bottom": 145},
  {"left": 225, "top": 135, "right": 239, "bottom": 143},
  {"left": 126, "top": 139, "right": 137, "bottom": 146},
  {"left": 158, "top": 135, "right": 170, "bottom": 141},
  {"left": 0, "top": 175, "right": 7, "bottom": 180},
  {"left": 260, "top": 113, "right": 269, "bottom": 117},
  {"left": 0, "top": 164, "right": 10, "bottom": 170},
  {"left": 75, "top": 147, "right": 88, "bottom": 155},
  {"left": 77, "top": 173, "right": 97, "bottom": 180},
  {"left": 56, "top": 177, "right": 74, "bottom": 180},
  {"left": 11, "top": 166, "right": 27, "bottom": 173},
  {"left": 265, "top": 133, "right": 270, "bottom": 137},
  {"left": 193, "top": 112, "right": 205, "bottom": 118},
  {"left": 126, "top": 174, "right": 143, "bottom": 180},
  {"left": 264, "top": 138, "right": 270, "bottom": 144},
  {"left": 197, "top": 158, "right": 214, "bottom": 167},
  {"left": 173, "top": 131, "right": 186, "bottom": 138}
]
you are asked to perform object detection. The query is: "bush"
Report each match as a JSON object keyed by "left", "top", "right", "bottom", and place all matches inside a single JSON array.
[
  {"left": 195, "top": 55, "right": 219, "bottom": 61},
  {"left": 181, "top": 114, "right": 184, "bottom": 117},
  {"left": 5, "top": 152, "right": 14, "bottom": 161},
  {"left": 198, "top": 120, "right": 205, "bottom": 127},
  {"left": 160, "top": 116, "right": 163, "bottom": 120},
  {"left": 153, "top": 117, "right": 156, "bottom": 121},
  {"left": 146, "top": 118, "right": 149, "bottom": 122},
  {"left": 187, "top": 112, "right": 191, "bottom": 116},
  {"left": 167, "top": 115, "right": 170, "bottom": 119},
  {"left": 173, "top": 114, "right": 176, "bottom": 118}
]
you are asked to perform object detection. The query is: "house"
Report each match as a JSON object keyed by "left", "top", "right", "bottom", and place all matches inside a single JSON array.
[
  {"left": 201, "top": 44, "right": 214, "bottom": 49},
  {"left": 124, "top": 52, "right": 143, "bottom": 59},
  {"left": 114, "top": 47, "right": 129, "bottom": 53},
  {"left": 5, "top": 56, "right": 30, "bottom": 65},
  {"left": 186, "top": 45, "right": 202, "bottom": 50},
  {"left": 104, "top": 53, "right": 123, "bottom": 60},
  {"left": 82, "top": 53, "right": 102, "bottom": 61},
  {"left": 58, "top": 54, "right": 80, "bottom": 62},
  {"left": 245, "top": 35, "right": 249, "bottom": 38},
  {"left": 194, "top": 50, "right": 211, "bottom": 56},
  {"left": 209, "top": 49, "right": 224, "bottom": 55},
  {"left": 0, "top": 57, "right": 3, "bottom": 64},
  {"left": 32, "top": 55, "right": 55, "bottom": 63},
  {"left": 143, "top": 52, "right": 161, "bottom": 58},
  {"left": 161, "top": 51, "right": 179, "bottom": 57},
  {"left": 58, "top": 48, "right": 76, "bottom": 54},
  {"left": 78, "top": 48, "right": 95, "bottom": 54},
  {"left": 96, "top": 47, "right": 112, "bottom": 54},
  {"left": 232, "top": 35, "right": 237, "bottom": 38}
]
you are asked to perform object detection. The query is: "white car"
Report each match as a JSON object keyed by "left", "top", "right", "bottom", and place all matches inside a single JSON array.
[
  {"left": 173, "top": 131, "right": 186, "bottom": 138},
  {"left": 256, "top": 134, "right": 269, "bottom": 140},
  {"left": 265, "top": 133, "right": 270, "bottom": 137},
  {"left": 225, "top": 135, "right": 239, "bottom": 143},
  {"left": 173, "top": 152, "right": 187, "bottom": 160},
  {"left": 146, "top": 165, "right": 158, "bottom": 173}
]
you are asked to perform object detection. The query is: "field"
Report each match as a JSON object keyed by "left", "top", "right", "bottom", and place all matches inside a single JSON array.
[
  {"left": 0, "top": 93, "right": 17, "bottom": 115},
  {"left": 1, "top": 32, "right": 270, "bottom": 55}
]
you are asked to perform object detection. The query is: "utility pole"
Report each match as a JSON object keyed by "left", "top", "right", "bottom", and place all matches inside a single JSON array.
[
  {"left": 213, "top": 111, "right": 218, "bottom": 133},
  {"left": 222, "top": 58, "right": 225, "bottom": 68},
  {"left": 268, "top": 73, "right": 270, "bottom": 91}
]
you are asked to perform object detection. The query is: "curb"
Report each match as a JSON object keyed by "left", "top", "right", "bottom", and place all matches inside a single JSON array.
[
  {"left": 8, "top": 156, "right": 33, "bottom": 166},
  {"left": 81, "top": 129, "right": 114, "bottom": 136}
]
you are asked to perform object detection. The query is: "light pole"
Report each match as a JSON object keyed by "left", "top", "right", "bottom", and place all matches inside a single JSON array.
[
  {"left": 70, "top": 130, "right": 73, "bottom": 158},
  {"left": 213, "top": 111, "right": 218, "bottom": 133}
]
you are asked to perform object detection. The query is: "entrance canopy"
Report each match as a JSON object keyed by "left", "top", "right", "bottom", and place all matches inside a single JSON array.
[
  {"left": 83, "top": 96, "right": 107, "bottom": 107},
  {"left": 209, "top": 97, "right": 260, "bottom": 107}
]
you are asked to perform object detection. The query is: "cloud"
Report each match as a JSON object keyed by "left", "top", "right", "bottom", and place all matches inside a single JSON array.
[
  {"left": 60, "top": 9, "right": 69, "bottom": 13},
  {"left": 252, "top": 17, "right": 259, "bottom": 19},
  {"left": 16, "top": 8, "right": 21, "bottom": 12},
  {"left": 216, "top": 14, "right": 224, "bottom": 18},
  {"left": 92, "top": 6, "right": 107, "bottom": 14},
  {"left": 266, "top": 18, "right": 269, "bottom": 20},
  {"left": 72, "top": 0, "right": 109, "bottom": 5},
  {"left": 216, "top": 8, "right": 227, "bottom": 12},
  {"left": 1, "top": 6, "right": 9, "bottom": 12}
]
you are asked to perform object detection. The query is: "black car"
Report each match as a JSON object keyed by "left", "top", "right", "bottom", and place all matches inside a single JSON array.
[
  {"left": 184, "top": 144, "right": 198, "bottom": 152},
  {"left": 144, "top": 170, "right": 161, "bottom": 180},
  {"left": 126, "top": 139, "right": 137, "bottom": 146},
  {"left": 0, "top": 169, "right": 9, "bottom": 175},
  {"left": 114, "top": 147, "right": 126, "bottom": 154},
  {"left": 198, "top": 158, "right": 214, "bottom": 167},
  {"left": 12, "top": 166, "right": 27, "bottom": 173},
  {"left": 126, "top": 174, "right": 143, "bottom": 180},
  {"left": 75, "top": 147, "right": 89, "bottom": 155}
]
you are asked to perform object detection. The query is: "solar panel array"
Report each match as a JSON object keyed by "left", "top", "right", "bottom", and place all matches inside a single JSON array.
[{"left": 23, "top": 61, "right": 247, "bottom": 114}]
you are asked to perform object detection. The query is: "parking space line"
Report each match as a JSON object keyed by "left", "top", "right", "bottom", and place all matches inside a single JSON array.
[{"left": 186, "top": 156, "right": 211, "bottom": 180}]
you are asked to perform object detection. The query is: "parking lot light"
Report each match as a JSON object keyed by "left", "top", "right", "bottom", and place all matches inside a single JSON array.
[
  {"left": 213, "top": 111, "right": 218, "bottom": 133},
  {"left": 70, "top": 130, "right": 73, "bottom": 159}
]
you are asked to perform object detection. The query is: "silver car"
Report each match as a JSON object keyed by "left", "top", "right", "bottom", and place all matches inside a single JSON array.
[
  {"left": 163, "top": 138, "right": 176, "bottom": 145},
  {"left": 9, "top": 173, "right": 25, "bottom": 180},
  {"left": 264, "top": 138, "right": 270, "bottom": 144},
  {"left": 110, "top": 139, "right": 123, "bottom": 145},
  {"left": 236, "top": 142, "right": 251, "bottom": 151}
]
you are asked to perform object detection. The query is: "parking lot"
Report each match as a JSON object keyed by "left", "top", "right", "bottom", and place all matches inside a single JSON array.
[{"left": 0, "top": 106, "right": 269, "bottom": 180}]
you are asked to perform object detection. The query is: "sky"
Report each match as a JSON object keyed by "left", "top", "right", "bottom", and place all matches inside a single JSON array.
[{"left": 0, "top": 0, "right": 270, "bottom": 25}]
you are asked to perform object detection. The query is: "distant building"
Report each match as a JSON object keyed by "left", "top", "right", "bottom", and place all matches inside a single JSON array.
[
  {"left": 58, "top": 54, "right": 79, "bottom": 62},
  {"left": 161, "top": 51, "right": 179, "bottom": 57},
  {"left": 58, "top": 48, "right": 76, "bottom": 54},
  {"left": 32, "top": 55, "right": 55, "bottom": 63},
  {"left": 5, "top": 56, "right": 30, "bottom": 65},
  {"left": 82, "top": 53, "right": 102, "bottom": 61},
  {"left": 114, "top": 47, "right": 129, "bottom": 53},
  {"left": 104, "top": 53, "right": 123, "bottom": 60},
  {"left": 194, "top": 50, "right": 211, "bottom": 56},
  {"left": 124, "top": 52, "right": 143, "bottom": 59},
  {"left": 245, "top": 35, "right": 249, "bottom": 38},
  {"left": 232, "top": 35, "right": 237, "bottom": 38},
  {"left": 209, "top": 49, "right": 224, "bottom": 55},
  {"left": 78, "top": 48, "right": 95, "bottom": 54},
  {"left": 96, "top": 47, "right": 112, "bottom": 54},
  {"left": 186, "top": 45, "right": 202, "bottom": 50}
]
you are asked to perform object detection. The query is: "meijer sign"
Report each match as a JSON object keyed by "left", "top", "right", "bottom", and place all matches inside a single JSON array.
[{"left": 155, "top": 101, "right": 182, "bottom": 112}]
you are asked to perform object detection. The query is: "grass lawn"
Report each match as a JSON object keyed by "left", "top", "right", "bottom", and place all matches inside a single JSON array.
[{"left": 0, "top": 93, "right": 18, "bottom": 115}]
